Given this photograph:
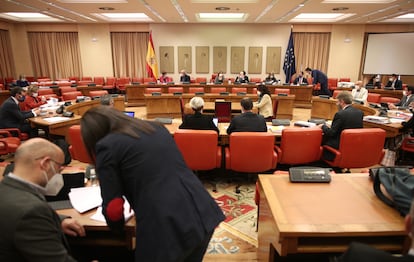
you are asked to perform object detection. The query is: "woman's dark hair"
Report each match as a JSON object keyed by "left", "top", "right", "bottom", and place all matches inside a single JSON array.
[
  {"left": 80, "top": 106, "right": 157, "bottom": 163},
  {"left": 257, "top": 84, "right": 271, "bottom": 97}
]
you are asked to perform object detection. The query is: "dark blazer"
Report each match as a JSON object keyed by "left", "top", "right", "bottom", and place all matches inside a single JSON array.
[
  {"left": 95, "top": 123, "right": 225, "bottom": 261},
  {"left": 227, "top": 112, "right": 267, "bottom": 134},
  {"left": 180, "top": 74, "right": 191, "bottom": 83},
  {"left": 395, "top": 95, "right": 414, "bottom": 109},
  {"left": 179, "top": 111, "right": 219, "bottom": 133},
  {"left": 322, "top": 105, "right": 363, "bottom": 149},
  {"left": 0, "top": 176, "right": 75, "bottom": 262},
  {"left": 311, "top": 69, "right": 330, "bottom": 96},
  {"left": 337, "top": 242, "right": 414, "bottom": 262},
  {"left": 386, "top": 79, "right": 403, "bottom": 90},
  {"left": 235, "top": 75, "right": 249, "bottom": 83},
  {"left": 0, "top": 97, "right": 35, "bottom": 129},
  {"left": 293, "top": 76, "right": 308, "bottom": 85}
]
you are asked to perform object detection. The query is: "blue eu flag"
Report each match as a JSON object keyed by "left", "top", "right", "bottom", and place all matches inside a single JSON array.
[{"left": 283, "top": 30, "right": 296, "bottom": 84}]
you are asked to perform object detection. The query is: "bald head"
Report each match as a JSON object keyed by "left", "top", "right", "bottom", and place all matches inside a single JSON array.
[{"left": 13, "top": 138, "right": 64, "bottom": 185}]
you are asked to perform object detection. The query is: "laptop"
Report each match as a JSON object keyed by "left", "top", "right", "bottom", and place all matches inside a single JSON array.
[
  {"left": 380, "top": 102, "right": 389, "bottom": 110},
  {"left": 289, "top": 167, "right": 332, "bottom": 183},
  {"left": 123, "top": 111, "right": 135, "bottom": 118},
  {"left": 46, "top": 172, "right": 85, "bottom": 210}
]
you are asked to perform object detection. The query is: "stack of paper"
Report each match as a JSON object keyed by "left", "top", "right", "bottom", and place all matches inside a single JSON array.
[
  {"left": 68, "top": 186, "right": 102, "bottom": 213},
  {"left": 363, "top": 116, "right": 391, "bottom": 124}
]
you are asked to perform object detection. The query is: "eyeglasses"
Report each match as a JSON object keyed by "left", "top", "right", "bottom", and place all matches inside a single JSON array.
[{"left": 35, "top": 157, "right": 65, "bottom": 171}]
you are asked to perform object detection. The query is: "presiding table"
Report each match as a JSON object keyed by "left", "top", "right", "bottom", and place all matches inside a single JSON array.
[{"left": 257, "top": 173, "right": 408, "bottom": 262}]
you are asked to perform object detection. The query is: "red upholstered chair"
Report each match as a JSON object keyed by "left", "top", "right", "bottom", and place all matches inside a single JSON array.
[
  {"left": 103, "top": 77, "right": 116, "bottom": 93},
  {"left": 68, "top": 125, "right": 93, "bottom": 164},
  {"left": 250, "top": 77, "right": 261, "bottom": 83},
  {"left": 145, "top": 87, "right": 162, "bottom": 94},
  {"left": 168, "top": 87, "right": 184, "bottom": 94},
  {"left": 174, "top": 129, "right": 221, "bottom": 175},
  {"left": 81, "top": 76, "right": 92, "bottom": 82},
  {"left": 323, "top": 128, "right": 386, "bottom": 171},
  {"left": 195, "top": 77, "right": 207, "bottom": 84},
  {"left": 379, "top": 96, "right": 400, "bottom": 104},
  {"left": 274, "top": 88, "right": 290, "bottom": 95},
  {"left": 89, "top": 90, "right": 108, "bottom": 97},
  {"left": 210, "top": 74, "right": 217, "bottom": 83},
  {"left": 367, "top": 93, "right": 381, "bottom": 103},
  {"left": 275, "top": 128, "right": 322, "bottom": 165},
  {"left": 225, "top": 132, "right": 278, "bottom": 193},
  {"left": 60, "top": 86, "right": 76, "bottom": 94},
  {"left": 143, "top": 77, "right": 156, "bottom": 84},
  {"left": 332, "top": 90, "right": 341, "bottom": 99},
  {"left": 38, "top": 88, "right": 58, "bottom": 100},
  {"left": 189, "top": 87, "right": 204, "bottom": 94},
  {"left": 93, "top": 77, "right": 105, "bottom": 85},
  {"left": 62, "top": 91, "right": 82, "bottom": 101},
  {"left": 339, "top": 77, "right": 351, "bottom": 82},
  {"left": 328, "top": 78, "right": 338, "bottom": 91},
  {"left": 0, "top": 129, "right": 21, "bottom": 154},
  {"left": 231, "top": 87, "right": 247, "bottom": 94},
  {"left": 116, "top": 77, "right": 131, "bottom": 93},
  {"left": 0, "top": 128, "right": 29, "bottom": 141},
  {"left": 210, "top": 87, "right": 227, "bottom": 93},
  {"left": 69, "top": 76, "right": 79, "bottom": 82},
  {"left": 214, "top": 101, "right": 232, "bottom": 123}
]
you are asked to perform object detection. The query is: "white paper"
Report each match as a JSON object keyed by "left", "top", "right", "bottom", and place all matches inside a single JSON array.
[
  {"left": 68, "top": 186, "right": 102, "bottom": 213},
  {"left": 43, "top": 116, "right": 71, "bottom": 123},
  {"left": 90, "top": 199, "right": 134, "bottom": 223}
]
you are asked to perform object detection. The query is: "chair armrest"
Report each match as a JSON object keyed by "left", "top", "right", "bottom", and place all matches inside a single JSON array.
[
  {"left": 322, "top": 145, "right": 342, "bottom": 166},
  {"left": 271, "top": 150, "right": 278, "bottom": 169},
  {"left": 0, "top": 130, "right": 12, "bottom": 138},
  {"left": 274, "top": 145, "right": 282, "bottom": 160},
  {"left": 0, "top": 140, "right": 9, "bottom": 153}
]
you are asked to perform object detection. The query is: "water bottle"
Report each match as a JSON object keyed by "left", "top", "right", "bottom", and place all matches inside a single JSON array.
[{"left": 90, "top": 168, "right": 98, "bottom": 186}]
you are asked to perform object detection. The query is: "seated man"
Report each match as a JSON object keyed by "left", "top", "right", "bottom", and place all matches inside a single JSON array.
[
  {"left": 0, "top": 138, "right": 86, "bottom": 261},
  {"left": 388, "top": 85, "right": 414, "bottom": 110},
  {"left": 227, "top": 97, "right": 267, "bottom": 134},
  {"left": 336, "top": 197, "right": 414, "bottom": 261},
  {"left": 234, "top": 71, "right": 249, "bottom": 84},
  {"left": 179, "top": 96, "right": 219, "bottom": 133},
  {"left": 385, "top": 74, "right": 403, "bottom": 90},
  {"left": 351, "top": 81, "right": 368, "bottom": 104},
  {"left": 0, "top": 86, "right": 40, "bottom": 137},
  {"left": 293, "top": 72, "right": 308, "bottom": 85},
  {"left": 179, "top": 69, "right": 191, "bottom": 83},
  {"left": 320, "top": 91, "right": 363, "bottom": 160}
]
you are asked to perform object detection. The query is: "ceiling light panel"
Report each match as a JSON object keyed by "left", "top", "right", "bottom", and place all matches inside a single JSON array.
[
  {"left": 192, "top": 0, "right": 257, "bottom": 3},
  {"left": 322, "top": 0, "right": 396, "bottom": 3},
  {"left": 196, "top": 12, "right": 247, "bottom": 22},
  {"left": 58, "top": 0, "right": 127, "bottom": 3},
  {"left": 93, "top": 13, "right": 153, "bottom": 21},
  {"left": 290, "top": 13, "right": 355, "bottom": 22},
  {"left": 0, "top": 12, "right": 62, "bottom": 21}
]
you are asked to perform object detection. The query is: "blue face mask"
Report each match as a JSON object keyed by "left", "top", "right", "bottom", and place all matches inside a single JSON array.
[{"left": 17, "top": 95, "right": 25, "bottom": 102}]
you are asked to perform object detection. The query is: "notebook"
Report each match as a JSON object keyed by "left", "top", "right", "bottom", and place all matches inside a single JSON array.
[
  {"left": 289, "top": 167, "right": 332, "bottom": 183},
  {"left": 123, "top": 111, "right": 135, "bottom": 117}
]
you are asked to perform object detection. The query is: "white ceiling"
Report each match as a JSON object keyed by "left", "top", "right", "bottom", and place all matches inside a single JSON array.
[{"left": 0, "top": 0, "right": 413, "bottom": 24}]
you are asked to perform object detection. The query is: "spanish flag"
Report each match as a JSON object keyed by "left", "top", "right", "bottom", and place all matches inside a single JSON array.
[{"left": 146, "top": 32, "right": 159, "bottom": 80}]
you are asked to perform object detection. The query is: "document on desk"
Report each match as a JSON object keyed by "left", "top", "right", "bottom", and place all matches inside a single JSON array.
[
  {"left": 43, "top": 116, "right": 72, "bottom": 123},
  {"left": 90, "top": 198, "right": 134, "bottom": 223},
  {"left": 363, "top": 115, "right": 391, "bottom": 124},
  {"left": 68, "top": 186, "right": 102, "bottom": 213}
]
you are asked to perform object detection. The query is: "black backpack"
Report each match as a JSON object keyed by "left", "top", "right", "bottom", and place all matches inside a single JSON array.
[{"left": 53, "top": 138, "right": 72, "bottom": 166}]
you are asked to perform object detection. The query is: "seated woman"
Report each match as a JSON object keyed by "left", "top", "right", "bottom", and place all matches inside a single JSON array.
[
  {"left": 179, "top": 96, "right": 219, "bottom": 133},
  {"left": 264, "top": 72, "right": 277, "bottom": 84},
  {"left": 254, "top": 84, "right": 273, "bottom": 121},
  {"left": 214, "top": 72, "right": 225, "bottom": 84},
  {"left": 19, "top": 85, "right": 46, "bottom": 111}
]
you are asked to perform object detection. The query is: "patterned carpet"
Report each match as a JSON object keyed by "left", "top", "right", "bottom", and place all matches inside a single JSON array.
[{"left": 203, "top": 178, "right": 258, "bottom": 255}]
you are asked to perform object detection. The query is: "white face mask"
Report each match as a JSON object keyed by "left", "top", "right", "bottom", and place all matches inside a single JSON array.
[
  {"left": 43, "top": 165, "right": 64, "bottom": 196},
  {"left": 32, "top": 93, "right": 38, "bottom": 97},
  {"left": 257, "top": 91, "right": 261, "bottom": 96},
  {"left": 403, "top": 91, "right": 407, "bottom": 96},
  {"left": 389, "top": 78, "right": 393, "bottom": 82}
]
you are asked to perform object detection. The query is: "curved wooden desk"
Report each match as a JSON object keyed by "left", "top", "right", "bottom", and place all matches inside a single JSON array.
[{"left": 66, "top": 96, "right": 125, "bottom": 116}]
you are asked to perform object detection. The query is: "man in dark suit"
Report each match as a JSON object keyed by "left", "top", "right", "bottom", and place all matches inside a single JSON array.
[
  {"left": 320, "top": 91, "right": 363, "bottom": 160},
  {"left": 179, "top": 69, "right": 191, "bottom": 83},
  {"left": 293, "top": 71, "right": 309, "bottom": 85},
  {"left": 336, "top": 198, "right": 414, "bottom": 262},
  {"left": 305, "top": 67, "right": 330, "bottom": 96},
  {"left": 227, "top": 97, "right": 267, "bottom": 134},
  {"left": 0, "top": 138, "right": 85, "bottom": 261},
  {"left": 0, "top": 86, "right": 39, "bottom": 137},
  {"left": 235, "top": 70, "right": 249, "bottom": 84},
  {"left": 385, "top": 74, "right": 403, "bottom": 90},
  {"left": 389, "top": 85, "right": 414, "bottom": 110},
  {"left": 179, "top": 96, "right": 219, "bottom": 133}
]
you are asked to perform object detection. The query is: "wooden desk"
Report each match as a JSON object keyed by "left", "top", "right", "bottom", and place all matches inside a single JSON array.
[
  {"left": 257, "top": 174, "right": 408, "bottom": 262},
  {"left": 57, "top": 206, "right": 135, "bottom": 250},
  {"left": 76, "top": 85, "right": 104, "bottom": 96},
  {"left": 145, "top": 94, "right": 294, "bottom": 119},
  {"left": 127, "top": 84, "right": 311, "bottom": 107},
  {"left": 30, "top": 115, "right": 81, "bottom": 138},
  {"left": 66, "top": 97, "right": 125, "bottom": 116},
  {"left": 311, "top": 97, "right": 338, "bottom": 120}
]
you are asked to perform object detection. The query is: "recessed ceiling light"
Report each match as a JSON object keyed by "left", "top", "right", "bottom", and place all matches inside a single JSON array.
[
  {"left": 5, "top": 12, "right": 49, "bottom": 18},
  {"left": 290, "top": 13, "right": 355, "bottom": 22},
  {"left": 216, "top": 7, "right": 230, "bottom": 11},
  {"left": 99, "top": 7, "right": 115, "bottom": 11},
  {"left": 0, "top": 12, "right": 62, "bottom": 21},
  {"left": 197, "top": 12, "right": 247, "bottom": 22},
  {"left": 93, "top": 13, "right": 153, "bottom": 22}
]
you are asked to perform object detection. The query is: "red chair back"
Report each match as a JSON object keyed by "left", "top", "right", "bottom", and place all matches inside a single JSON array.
[
  {"left": 68, "top": 125, "right": 93, "bottom": 164},
  {"left": 367, "top": 93, "right": 381, "bottom": 103}
]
